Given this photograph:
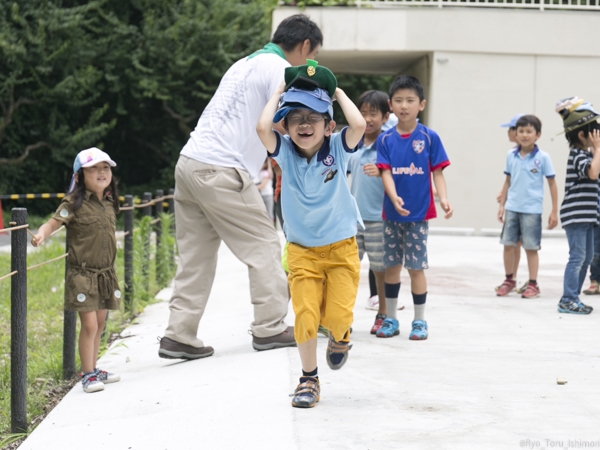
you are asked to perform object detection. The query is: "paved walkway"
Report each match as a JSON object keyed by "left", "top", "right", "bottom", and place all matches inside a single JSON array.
[{"left": 19, "top": 234, "right": 600, "bottom": 450}]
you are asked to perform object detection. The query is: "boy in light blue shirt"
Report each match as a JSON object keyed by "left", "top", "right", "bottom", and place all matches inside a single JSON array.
[
  {"left": 257, "top": 61, "right": 366, "bottom": 409},
  {"left": 497, "top": 114, "right": 558, "bottom": 299},
  {"left": 348, "top": 90, "right": 395, "bottom": 335}
]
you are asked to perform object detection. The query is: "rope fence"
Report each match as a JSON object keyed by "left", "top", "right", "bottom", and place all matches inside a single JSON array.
[{"left": 1, "top": 188, "right": 176, "bottom": 434}]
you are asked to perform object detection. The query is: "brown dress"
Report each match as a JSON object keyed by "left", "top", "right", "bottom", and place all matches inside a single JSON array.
[{"left": 53, "top": 191, "right": 121, "bottom": 312}]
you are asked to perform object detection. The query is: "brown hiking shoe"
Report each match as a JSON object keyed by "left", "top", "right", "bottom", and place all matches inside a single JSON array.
[
  {"left": 158, "top": 336, "right": 214, "bottom": 360},
  {"left": 252, "top": 326, "right": 296, "bottom": 351}
]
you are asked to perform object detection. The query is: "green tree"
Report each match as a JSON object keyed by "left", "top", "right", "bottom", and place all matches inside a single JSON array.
[{"left": 0, "top": 1, "right": 116, "bottom": 194}]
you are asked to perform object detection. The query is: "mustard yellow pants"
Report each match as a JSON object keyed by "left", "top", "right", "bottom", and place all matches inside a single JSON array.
[{"left": 287, "top": 237, "right": 360, "bottom": 344}]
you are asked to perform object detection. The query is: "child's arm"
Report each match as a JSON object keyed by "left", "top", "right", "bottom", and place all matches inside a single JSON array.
[
  {"left": 334, "top": 88, "right": 366, "bottom": 149},
  {"left": 362, "top": 164, "right": 381, "bottom": 177},
  {"left": 256, "top": 82, "right": 286, "bottom": 154},
  {"left": 587, "top": 130, "right": 600, "bottom": 180},
  {"left": 497, "top": 175, "right": 511, "bottom": 223},
  {"left": 547, "top": 177, "right": 558, "bottom": 229},
  {"left": 381, "top": 169, "right": 410, "bottom": 216},
  {"left": 31, "top": 218, "right": 63, "bottom": 247},
  {"left": 432, "top": 169, "right": 452, "bottom": 219}
]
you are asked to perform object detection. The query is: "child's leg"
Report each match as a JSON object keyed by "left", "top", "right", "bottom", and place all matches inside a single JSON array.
[
  {"left": 93, "top": 310, "right": 108, "bottom": 370},
  {"left": 503, "top": 245, "right": 516, "bottom": 277},
  {"left": 384, "top": 265, "right": 402, "bottom": 319},
  {"left": 373, "top": 270, "right": 387, "bottom": 315},
  {"left": 368, "top": 270, "right": 378, "bottom": 298},
  {"left": 525, "top": 250, "right": 539, "bottom": 282},
  {"left": 513, "top": 241, "right": 522, "bottom": 280},
  {"left": 79, "top": 311, "right": 100, "bottom": 374},
  {"left": 298, "top": 339, "right": 317, "bottom": 373}
]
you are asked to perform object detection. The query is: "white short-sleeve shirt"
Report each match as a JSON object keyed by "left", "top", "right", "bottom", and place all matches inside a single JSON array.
[{"left": 181, "top": 53, "right": 289, "bottom": 179}]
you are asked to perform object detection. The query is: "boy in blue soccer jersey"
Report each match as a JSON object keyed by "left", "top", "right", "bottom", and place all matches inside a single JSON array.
[
  {"left": 375, "top": 75, "right": 452, "bottom": 340},
  {"left": 257, "top": 61, "right": 366, "bottom": 408}
]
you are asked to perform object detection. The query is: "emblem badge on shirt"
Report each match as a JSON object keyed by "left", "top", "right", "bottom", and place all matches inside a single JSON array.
[
  {"left": 60, "top": 209, "right": 69, "bottom": 218},
  {"left": 324, "top": 169, "right": 338, "bottom": 183},
  {"left": 412, "top": 140, "right": 425, "bottom": 154},
  {"left": 534, "top": 159, "right": 540, "bottom": 166},
  {"left": 530, "top": 168, "right": 539, "bottom": 173},
  {"left": 323, "top": 154, "right": 335, "bottom": 167}
]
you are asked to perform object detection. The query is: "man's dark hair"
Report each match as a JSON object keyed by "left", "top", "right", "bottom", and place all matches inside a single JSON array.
[
  {"left": 389, "top": 75, "right": 425, "bottom": 102},
  {"left": 271, "top": 14, "right": 323, "bottom": 53},
  {"left": 565, "top": 120, "right": 600, "bottom": 148},
  {"left": 357, "top": 90, "right": 390, "bottom": 117},
  {"left": 515, "top": 115, "right": 542, "bottom": 134}
]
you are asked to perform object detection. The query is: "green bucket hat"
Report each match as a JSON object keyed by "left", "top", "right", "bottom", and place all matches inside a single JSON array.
[
  {"left": 284, "top": 59, "right": 337, "bottom": 98},
  {"left": 555, "top": 96, "right": 600, "bottom": 133}
]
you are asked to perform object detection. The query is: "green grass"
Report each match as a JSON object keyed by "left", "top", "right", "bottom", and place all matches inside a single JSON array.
[{"left": 0, "top": 215, "right": 175, "bottom": 441}]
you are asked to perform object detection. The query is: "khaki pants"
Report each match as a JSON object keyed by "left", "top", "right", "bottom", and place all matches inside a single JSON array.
[
  {"left": 165, "top": 156, "right": 290, "bottom": 347},
  {"left": 287, "top": 237, "right": 360, "bottom": 344}
]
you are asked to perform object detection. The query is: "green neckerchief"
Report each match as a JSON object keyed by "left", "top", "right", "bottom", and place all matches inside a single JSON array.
[{"left": 247, "top": 42, "right": 285, "bottom": 60}]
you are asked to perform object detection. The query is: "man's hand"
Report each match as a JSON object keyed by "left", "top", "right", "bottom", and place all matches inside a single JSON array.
[
  {"left": 392, "top": 196, "right": 410, "bottom": 216},
  {"left": 440, "top": 199, "right": 453, "bottom": 219},
  {"left": 497, "top": 205, "right": 505, "bottom": 223},
  {"left": 362, "top": 163, "right": 380, "bottom": 177}
]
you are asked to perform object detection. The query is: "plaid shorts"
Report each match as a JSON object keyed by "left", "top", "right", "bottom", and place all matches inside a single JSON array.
[
  {"left": 383, "top": 220, "right": 429, "bottom": 270},
  {"left": 356, "top": 220, "right": 385, "bottom": 272}
]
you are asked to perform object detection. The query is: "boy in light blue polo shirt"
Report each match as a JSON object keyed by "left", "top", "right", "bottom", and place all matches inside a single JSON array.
[
  {"left": 348, "top": 90, "right": 393, "bottom": 335},
  {"left": 257, "top": 60, "right": 366, "bottom": 409},
  {"left": 497, "top": 114, "right": 558, "bottom": 299}
]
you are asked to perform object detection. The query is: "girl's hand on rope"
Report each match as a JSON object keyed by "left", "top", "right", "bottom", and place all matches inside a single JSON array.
[{"left": 31, "top": 233, "right": 44, "bottom": 247}]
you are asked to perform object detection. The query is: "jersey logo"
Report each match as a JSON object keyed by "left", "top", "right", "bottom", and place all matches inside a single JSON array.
[
  {"left": 322, "top": 155, "right": 335, "bottom": 166},
  {"left": 324, "top": 169, "right": 338, "bottom": 183},
  {"left": 392, "top": 163, "right": 424, "bottom": 176},
  {"left": 530, "top": 168, "right": 538, "bottom": 173},
  {"left": 412, "top": 140, "right": 425, "bottom": 154},
  {"left": 534, "top": 159, "right": 541, "bottom": 166}
]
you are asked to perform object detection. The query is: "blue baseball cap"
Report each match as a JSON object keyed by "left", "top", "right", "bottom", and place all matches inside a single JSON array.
[
  {"left": 500, "top": 114, "right": 525, "bottom": 128},
  {"left": 274, "top": 87, "right": 334, "bottom": 123}
]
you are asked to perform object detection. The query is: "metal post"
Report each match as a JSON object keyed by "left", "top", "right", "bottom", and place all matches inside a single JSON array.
[
  {"left": 142, "top": 192, "right": 152, "bottom": 294},
  {"left": 62, "top": 237, "right": 76, "bottom": 381},
  {"left": 124, "top": 195, "right": 134, "bottom": 311},
  {"left": 10, "top": 208, "right": 27, "bottom": 434},
  {"left": 155, "top": 189, "right": 164, "bottom": 287},
  {"left": 168, "top": 188, "right": 175, "bottom": 270}
]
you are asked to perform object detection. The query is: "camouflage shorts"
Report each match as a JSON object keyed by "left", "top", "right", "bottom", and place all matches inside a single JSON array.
[{"left": 383, "top": 220, "right": 429, "bottom": 270}]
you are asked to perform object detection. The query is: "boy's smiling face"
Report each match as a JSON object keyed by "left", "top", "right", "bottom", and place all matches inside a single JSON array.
[
  {"left": 516, "top": 124, "right": 541, "bottom": 150},
  {"left": 286, "top": 108, "right": 335, "bottom": 156},
  {"left": 389, "top": 88, "right": 425, "bottom": 130},
  {"left": 360, "top": 104, "right": 389, "bottom": 140}
]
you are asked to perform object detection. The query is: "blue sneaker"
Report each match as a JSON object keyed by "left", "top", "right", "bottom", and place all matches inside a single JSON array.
[
  {"left": 557, "top": 299, "right": 593, "bottom": 315},
  {"left": 376, "top": 318, "right": 399, "bottom": 338},
  {"left": 409, "top": 320, "right": 428, "bottom": 340}
]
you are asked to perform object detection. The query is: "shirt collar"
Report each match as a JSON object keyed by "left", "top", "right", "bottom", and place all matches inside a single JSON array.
[
  {"left": 292, "top": 136, "right": 332, "bottom": 162},
  {"left": 513, "top": 145, "right": 539, "bottom": 157}
]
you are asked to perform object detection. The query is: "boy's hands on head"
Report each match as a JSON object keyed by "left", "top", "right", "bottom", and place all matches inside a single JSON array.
[
  {"left": 439, "top": 199, "right": 453, "bottom": 219},
  {"left": 589, "top": 129, "right": 600, "bottom": 151},
  {"left": 362, "top": 163, "right": 381, "bottom": 177}
]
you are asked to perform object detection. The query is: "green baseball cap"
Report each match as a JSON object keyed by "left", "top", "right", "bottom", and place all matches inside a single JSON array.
[
  {"left": 555, "top": 97, "right": 600, "bottom": 133},
  {"left": 284, "top": 59, "right": 337, "bottom": 98}
]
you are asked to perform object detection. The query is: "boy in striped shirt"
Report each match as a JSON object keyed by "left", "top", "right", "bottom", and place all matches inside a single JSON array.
[{"left": 556, "top": 97, "right": 600, "bottom": 314}]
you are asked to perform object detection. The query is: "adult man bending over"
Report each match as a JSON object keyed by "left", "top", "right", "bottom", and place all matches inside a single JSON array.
[{"left": 159, "top": 15, "right": 323, "bottom": 359}]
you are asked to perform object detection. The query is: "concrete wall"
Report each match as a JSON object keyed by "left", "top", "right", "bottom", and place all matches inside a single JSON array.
[{"left": 273, "top": 7, "right": 600, "bottom": 231}]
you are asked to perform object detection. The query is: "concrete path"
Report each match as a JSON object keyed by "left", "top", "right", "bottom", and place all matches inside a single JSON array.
[{"left": 19, "top": 234, "right": 600, "bottom": 450}]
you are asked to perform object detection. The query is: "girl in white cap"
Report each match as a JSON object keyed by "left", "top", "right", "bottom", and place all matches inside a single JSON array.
[{"left": 32, "top": 148, "right": 122, "bottom": 392}]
